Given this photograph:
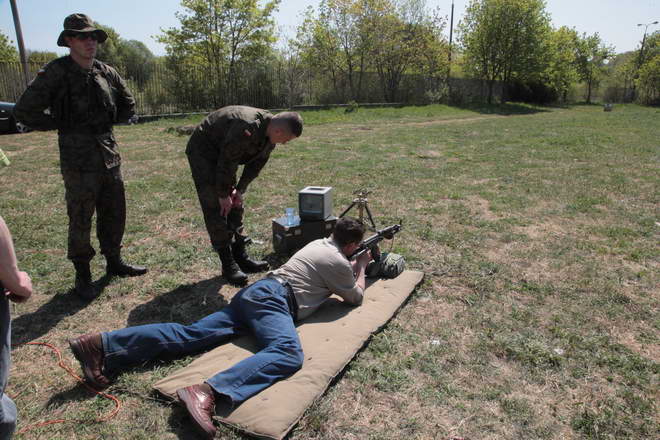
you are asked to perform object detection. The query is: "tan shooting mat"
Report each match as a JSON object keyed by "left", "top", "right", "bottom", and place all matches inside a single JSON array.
[{"left": 154, "top": 270, "right": 424, "bottom": 439}]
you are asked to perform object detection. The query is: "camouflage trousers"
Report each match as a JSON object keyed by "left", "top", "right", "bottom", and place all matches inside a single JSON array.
[
  {"left": 187, "top": 153, "right": 245, "bottom": 250},
  {"left": 61, "top": 166, "right": 126, "bottom": 263}
]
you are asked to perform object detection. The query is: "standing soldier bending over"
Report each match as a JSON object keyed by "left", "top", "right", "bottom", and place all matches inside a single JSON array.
[
  {"left": 14, "top": 14, "right": 147, "bottom": 299},
  {"left": 186, "top": 106, "right": 303, "bottom": 285}
]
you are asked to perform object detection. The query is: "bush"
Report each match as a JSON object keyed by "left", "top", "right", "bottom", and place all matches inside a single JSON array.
[
  {"left": 506, "top": 80, "right": 559, "bottom": 104},
  {"left": 344, "top": 100, "right": 359, "bottom": 113}
]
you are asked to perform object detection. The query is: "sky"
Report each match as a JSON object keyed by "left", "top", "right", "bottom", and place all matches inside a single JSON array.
[{"left": 1, "top": 0, "right": 659, "bottom": 57}]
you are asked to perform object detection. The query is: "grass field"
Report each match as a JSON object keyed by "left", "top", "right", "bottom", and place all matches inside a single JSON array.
[{"left": 0, "top": 103, "right": 658, "bottom": 439}]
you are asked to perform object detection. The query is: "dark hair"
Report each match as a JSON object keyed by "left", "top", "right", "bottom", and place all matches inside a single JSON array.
[
  {"left": 273, "top": 111, "right": 303, "bottom": 137},
  {"left": 333, "top": 217, "right": 365, "bottom": 247}
]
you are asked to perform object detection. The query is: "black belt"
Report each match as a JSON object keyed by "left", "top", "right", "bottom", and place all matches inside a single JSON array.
[{"left": 267, "top": 275, "right": 298, "bottom": 321}]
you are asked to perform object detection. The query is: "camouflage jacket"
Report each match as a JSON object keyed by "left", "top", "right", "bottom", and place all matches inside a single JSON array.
[
  {"left": 14, "top": 56, "right": 136, "bottom": 171},
  {"left": 186, "top": 106, "right": 275, "bottom": 198}
]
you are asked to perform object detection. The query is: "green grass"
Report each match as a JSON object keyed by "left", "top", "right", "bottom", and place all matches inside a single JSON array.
[{"left": 1, "top": 103, "right": 658, "bottom": 439}]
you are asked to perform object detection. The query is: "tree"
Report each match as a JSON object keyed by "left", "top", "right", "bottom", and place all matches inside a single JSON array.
[
  {"left": 573, "top": 32, "right": 613, "bottom": 103},
  {"left": 295, "top": 0, "right": 447, "bottom": 103},
  {"left": 94, "top": 23, "right": 124, "bottom": 67},
  {"left": 90, "top": 23, "right": 156, "bottom": 85},
  {"left": 602, "top": 51, "right": 636, "bottom": 102},
  {"left": 157, "top": 0, "right": 279, "bottom": 105},
  {"left": 413, "top": 6, "right": 449, "bottom": 83},
  {"left": 458, "top": 0, "right": 551, "bottom": 103},
  {"left": 637, "top": 56, "right": 660, "bottom": 105},
  {"left": 367, "top": 0, "right": 447, "bottom": 101},
  {"left": 277, "top": 40, "right": 307, "bottom": 107},
  {"left": 295, "top": 0, "right": 374, "bottom": 102},
  {"left": 119, "top": 40, "right": 156, "bottom": 85},
  {"left": 0, "top": 31, "right": 19, "bottom": 62},
  {"left": 543, "top": 26, "right": 579, "bottom": 103},
  {"left": 26, "top": 50, "right": 58, "bottom": 64},
  {"left": 635, "top": 31, "right": 660, "bottom": 104}
]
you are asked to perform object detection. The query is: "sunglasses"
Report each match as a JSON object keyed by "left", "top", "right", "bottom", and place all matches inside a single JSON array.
[{"left": 70, "top": 33, "right": 99, "bottom": 42}]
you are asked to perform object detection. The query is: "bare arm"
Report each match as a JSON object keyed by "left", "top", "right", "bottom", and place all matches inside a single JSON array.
[
  {"left": 351, "top": 251, "right": 371, "bottom": 292},
  {"left": 0, "top": 216, "right": 33, "bottom": 302}
]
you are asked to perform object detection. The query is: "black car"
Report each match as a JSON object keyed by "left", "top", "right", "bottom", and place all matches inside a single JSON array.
[{"left": 0, "top": 101, "right": 30, "bottom": 134}]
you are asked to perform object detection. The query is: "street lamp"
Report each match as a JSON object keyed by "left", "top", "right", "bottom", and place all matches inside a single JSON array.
[{"left": 636, "top": 21, "right": 659, "bottom": 68}]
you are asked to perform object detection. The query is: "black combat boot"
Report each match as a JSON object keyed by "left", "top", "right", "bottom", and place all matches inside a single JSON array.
[
  {"left": 106, "top": 254, "right": 148, "bottom": 277},
  {"left": 231, "top": 237, "right": 269, "bottom": 273},
  {"left": 73, "top": 261, "right": 97, "bottom": 299},
  {"left": 217, "top": 246, "right": 248, "bottom": 286}
]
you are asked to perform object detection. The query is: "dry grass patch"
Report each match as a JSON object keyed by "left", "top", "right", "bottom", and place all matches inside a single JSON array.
[{"left": 464, "top": 196, "right": 499, "bottom": 221}]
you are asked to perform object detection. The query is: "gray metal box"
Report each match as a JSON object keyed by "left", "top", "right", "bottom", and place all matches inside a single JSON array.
[{"left": 298, "top": 186, "right": 333, "bottom": 221}]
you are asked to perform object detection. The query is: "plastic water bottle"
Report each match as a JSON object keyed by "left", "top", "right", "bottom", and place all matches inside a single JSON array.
[{"left": 285, "top": 207, "right": 296, "bottom": 226}]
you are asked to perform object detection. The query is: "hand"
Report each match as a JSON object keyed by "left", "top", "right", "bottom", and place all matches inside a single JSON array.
[
  {"left": 6, "top": 291, "right": 29, "bottom": 303},
  {"left": 5, "top": 270, "right": 33, "bottom": 302},
  {"left": 356, "top": 249, "right": 372, "bottom": 267},
  {"left": 219, "top": 195, "right": 233, "bottom": 217},
  {"left": 230, "top": 189, "right": 243, "bottom": 208},
  {"left": 351, "top": 250, "right": 372, "bottom": 273}
]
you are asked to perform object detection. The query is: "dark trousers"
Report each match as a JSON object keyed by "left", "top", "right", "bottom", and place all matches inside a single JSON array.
[
  {"left": 61, "top": 166, "right": 126, "bottom": 262},
  {"left": 187, "top": 153, "right": 244, "bottom": 250}
]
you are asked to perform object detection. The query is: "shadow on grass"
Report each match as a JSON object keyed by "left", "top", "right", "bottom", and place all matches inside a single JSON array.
[
  {"left": 43, "top": 385, "right": 206, "bottom": 440},
  {"left": 44, "top": 384, "right": 109, "bottom": 408},
  {"left": 456, "top": 102, "right": 552, "bottom": 115},
  {"left": 166, "top": 407, "right": 256, "bottom": 440},
  {"left": 11, "top": 273, "right": 146, "bottom": 345},
  {"left": 12, "top": 287, "right": 98, "bottom": 345},
  {"left": 126, "top": 276, "right": 230, "bottom": 327}
]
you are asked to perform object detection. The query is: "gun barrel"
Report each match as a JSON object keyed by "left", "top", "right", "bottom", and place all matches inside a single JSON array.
[{"left": 348, "top": 223, "right": 402, "bottom": 260}]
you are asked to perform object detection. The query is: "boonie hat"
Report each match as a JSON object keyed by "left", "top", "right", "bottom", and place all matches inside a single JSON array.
[{"left": 57, "top": 13, "right": 108, "bottom": 47}]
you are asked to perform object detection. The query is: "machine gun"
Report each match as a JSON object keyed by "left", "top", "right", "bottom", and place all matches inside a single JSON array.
[{"left": 348, "top": 223, "right": 402, "bottom": 262}]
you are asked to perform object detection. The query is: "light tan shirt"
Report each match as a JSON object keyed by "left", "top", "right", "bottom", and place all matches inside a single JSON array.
[{"left": 269, "top": 237, "right": 363, "bottom": 320}]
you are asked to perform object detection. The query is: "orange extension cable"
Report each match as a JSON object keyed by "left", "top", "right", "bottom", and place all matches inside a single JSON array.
[{"left": 11, "top": 341, "right": 121, "bottom": 436}]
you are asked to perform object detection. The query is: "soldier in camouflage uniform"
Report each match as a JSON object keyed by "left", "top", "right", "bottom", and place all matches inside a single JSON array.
[
  {"left": 14, "top": 14, "right": 147, "bottom": 299},
  {"left": 186, "top": 106, "right": 303, "bottom": 285}
]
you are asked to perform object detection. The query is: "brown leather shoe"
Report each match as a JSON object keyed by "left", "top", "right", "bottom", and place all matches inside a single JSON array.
[
  {"left": 68, "top": 333, "right": 110, "bottom": 389},
  {"left": 176, "top": 384, "right": 217, "bottom": 439}
]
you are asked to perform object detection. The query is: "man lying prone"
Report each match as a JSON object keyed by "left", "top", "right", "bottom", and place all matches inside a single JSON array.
[{"left": 68, "top": 216, "right": 372, "bottom": 439}]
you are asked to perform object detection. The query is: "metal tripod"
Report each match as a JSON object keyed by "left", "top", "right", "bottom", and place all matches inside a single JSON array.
[{"left": 339, "top": 189, "right": 377, "bottom": 231}]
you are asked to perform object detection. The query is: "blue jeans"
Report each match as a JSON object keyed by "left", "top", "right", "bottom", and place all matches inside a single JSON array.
[
  {"left": 102, "top": 278, "right": 303, "bottom": 405},
  {"left": 0, "top": 296, "right": 17, "bottom": 440}
]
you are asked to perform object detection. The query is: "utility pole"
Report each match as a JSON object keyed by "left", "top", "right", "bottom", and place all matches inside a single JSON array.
[
  {"left": 631, "top": 20, "right": 658, "bottom": 102},
  {"left": 447, "top": 0, "right": 455, "bottom": 100},
  {"left": 9, "top": 0, "right": 30, "bottom": 88},
  {"left": 448, "top": 0, "right": 455, "bottom": 68}
]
